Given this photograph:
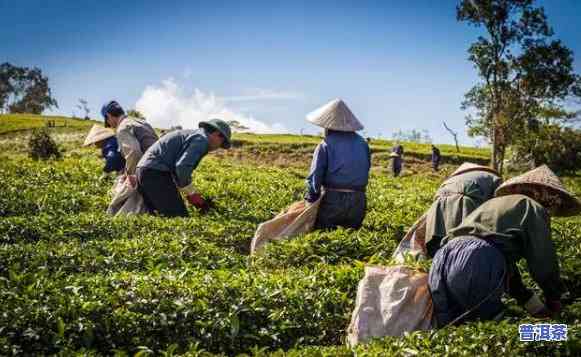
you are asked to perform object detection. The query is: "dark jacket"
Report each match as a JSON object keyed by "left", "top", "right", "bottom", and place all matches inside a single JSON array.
[
  {"left": 101, "top": 137, "right": 125, "bottom": 173},
  {"left": 432, "top": 147, "right": 441, "bottom": 164},
  {"left": 443, "top": 194, "right": 564, "bottom": 303},
  {"left": 305, "top": 130, "right": 371, "bottom": 202},
  {"left": 137, "top": 129, "right": 209, "bottom": 189},
  {"left": 425, "top": 170, "right": 502, "bottom": 256}
]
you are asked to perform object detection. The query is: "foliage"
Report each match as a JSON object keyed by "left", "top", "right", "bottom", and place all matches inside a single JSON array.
[
  {"left": 227, "top": 120, "right": 250, "bottom": 132},
  {"left": 0, "top": 62, "right": 58, "bottom": 114},
  {"left": 127, "top": 109, "right": 146, "bottom": 120},
  {"left": 457, "top": 0, "right": 581, "bottom": 173},
  {"left": 77, "top": 98, "right": 91, "bottom": 119},
  {"left": 392, "top": 129, "right": 432, "bottom": 144},
  {"left": 27, "top": 128, "right": 61, "bottom": 160},
  {"left": 510, "top": 123, "right": 581, "bottom": 173},
  {"left": 1, "top": 115, "right": 581, "bottom": 355}
]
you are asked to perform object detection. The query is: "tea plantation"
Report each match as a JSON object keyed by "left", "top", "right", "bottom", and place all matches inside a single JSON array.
[{"left": 0, "top": 115, "right": 580, "bottom": 356}]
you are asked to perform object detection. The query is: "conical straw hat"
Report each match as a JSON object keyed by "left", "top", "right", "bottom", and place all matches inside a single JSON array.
[
  {"left": 306, "top": 98, "right": 364, "bottom": 132},
  {"left": 451, "top": 162, "right": 500, "bottom": 178},
  {"left": 83, "top": 124, "right": 115, "bottom": 146},
  {"left": 495, "top": 165, "right": 581, "bottom": 217}
]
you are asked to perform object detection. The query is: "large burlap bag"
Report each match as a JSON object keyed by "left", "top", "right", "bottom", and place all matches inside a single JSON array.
[
  {"left": 106, "top": 176, "right": 148, "bottom": 216},
  {"left": 250, "top": 197, "right": 322, "bottom": 254},
  {"left": 347, "top": 265, "right": 433, "bottom": 346},
  {"left": 392, "top": 213, "right": 428, "bottom": 262}
]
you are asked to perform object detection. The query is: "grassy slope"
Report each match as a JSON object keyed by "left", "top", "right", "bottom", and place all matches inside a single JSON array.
[
  {"left": 1, "top": 114, "right": 491, "bottom": 164},
  {"left": 1, "top": 115, "right": 579, "bottom": 356},
  {"left": 235, "top": 132, "right": 490, "bottom": 160},
  {"left": 0, "top": 113, "right": 98, "bottom": 134}
]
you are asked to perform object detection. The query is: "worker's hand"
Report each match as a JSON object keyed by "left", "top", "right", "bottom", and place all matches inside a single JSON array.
[
  {"left": 126, "top": 174, "right": 138, "bottom": 189},
  {"left": 179, "top": 183, "right": 196, "bottom": 195},
  {"left": 186, "top": 192, "right": 208, "bottom": 210},
  {"left": 525, "top": 294, "right": 551, "bottom": 318}
]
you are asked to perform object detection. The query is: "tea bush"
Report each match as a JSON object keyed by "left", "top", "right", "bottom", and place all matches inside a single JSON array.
[
  {"left": 0, "top": 121, "right": 580, "bottom": 356},
  {"left": 27, "top": 128, "right": 61, "bottom": 160}
]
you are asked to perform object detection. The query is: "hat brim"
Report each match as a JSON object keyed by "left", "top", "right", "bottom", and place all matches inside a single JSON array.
[
  {"left": 199, "top": 121, "right": 231, "bottom": 149},
  {"left": 83, "top": 125, "right": 115, "bottom": 146},
  {"left": 451, "top": 165, "right": 500, "bottom": 178},
  {"left": 495, "top": 183, "right": 581, "bottom": 217},
  {"left": 83, "top": 134, "right": 113, "bottom": 147},
  {"left": 306, "top": 99, "right": 364, "bottom": 132}
]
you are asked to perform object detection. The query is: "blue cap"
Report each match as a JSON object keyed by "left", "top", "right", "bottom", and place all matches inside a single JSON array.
[
  {"left": 101, "top": 101, "right": 124, "bottom": 126},
  {"left": 101, "top": 100, "right": 125, "bottom": 127}
]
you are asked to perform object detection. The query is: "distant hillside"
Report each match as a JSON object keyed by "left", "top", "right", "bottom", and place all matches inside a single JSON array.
[
  {"left": 234, "top": 133, "right": 491, "bottom": 164},
  {"left": 0, "top": 114, "right": 491, "bottom": 166},
  {"left": 0, "top": 114, "right": 98, "bottom": 134}
]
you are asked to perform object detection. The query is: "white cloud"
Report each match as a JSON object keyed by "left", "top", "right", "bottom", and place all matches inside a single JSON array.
[{"left": 135, "top": 79, "right": 288, "bottom": 133}]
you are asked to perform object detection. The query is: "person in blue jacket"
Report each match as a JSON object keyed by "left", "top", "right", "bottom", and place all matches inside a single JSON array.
[
  {"left": 391, "top": 144, "right": 404, "bottom": 177},
  {"left": 100, "top": 136, "right": 125, "bottom": 174},
  {"left": 305, "top": 99, "right": 371, "bottom": 229},
  {"left": 431, "top": 145, "right": 441, "bottom": 171},
  {"left": 83, "top": 124, "right": 125, "bottom": 177}
]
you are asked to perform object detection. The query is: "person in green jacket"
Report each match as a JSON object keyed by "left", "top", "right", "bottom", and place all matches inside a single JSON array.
[
  {"left": 429, "top": 165, "right": 581, "bottom": 327},
  {"left": 425, "top": 162, "right": 502, "bottom": 256}
]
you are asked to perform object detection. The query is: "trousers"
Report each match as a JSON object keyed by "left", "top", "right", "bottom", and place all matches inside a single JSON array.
[{"left": 136, "top": 167, "right": 188, "bottom": 217}]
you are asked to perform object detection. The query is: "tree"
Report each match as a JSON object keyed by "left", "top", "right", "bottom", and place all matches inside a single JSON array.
[
  {"left": 392, "top": 129, "right": 432, "bottom": 144},
  {"left": 457, "top": 0, "right": 581, "bottom": 173},
  {"left": 77, "top": 99, "right": 90, "bottom": 120},
  {"left": 510, "top": 123, "right": 581, "bottom": 173},
  {"left": 127, "top": 109, "right": 146, "bottom": 120},
  {"left": 226, "top": 120, "right": 249, "bottom": 133},
  {"left": 443, "top": 121, "right": 461, "bottom": 152},
  {"left": 0, "top": 63, "right": 58, "bottom": 114}
]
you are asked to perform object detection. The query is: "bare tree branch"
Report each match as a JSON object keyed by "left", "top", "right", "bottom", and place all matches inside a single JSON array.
[{"left": 443, "top": 121, "right": 461, "bottom": 152}]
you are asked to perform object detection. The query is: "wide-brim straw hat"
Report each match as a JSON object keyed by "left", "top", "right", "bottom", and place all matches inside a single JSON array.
[
  {"left": 83, "top": 124, "right": 115, "bottom": 146},
  {"left": 306, "top": 98, "right": 364, "bottom": 132},
  {"left": 495, "top": 165, "right": 581, "bottom": 217},
  {"left": 451, "top": 162, "right": 500, "bottom": 178}
]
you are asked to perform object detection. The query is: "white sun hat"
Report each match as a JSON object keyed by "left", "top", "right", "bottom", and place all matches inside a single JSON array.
[
  {"left": 83, "top": 124, "right": 115, "bottom": 146},
  {"left": 306, "top": 98, "right": 364, "bottom": 132}
]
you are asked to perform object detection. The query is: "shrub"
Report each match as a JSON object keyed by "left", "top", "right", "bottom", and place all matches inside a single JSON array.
[{"left": 27, "top": 128, "right": 61, "bottom": 160}]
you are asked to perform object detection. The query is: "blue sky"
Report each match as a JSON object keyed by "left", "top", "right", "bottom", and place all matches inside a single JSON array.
[{"left": 1, "top": 0, "right": 580, "bottom": 144}]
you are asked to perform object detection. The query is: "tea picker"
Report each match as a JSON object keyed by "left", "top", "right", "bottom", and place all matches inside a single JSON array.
[
  {"left": 424, "top": 162, "right": 502, "bottom": 257},
  {"left": 83, "top": 124, "right": 125, "bottom": 179},
  {"left": 101, "top": 100, "right": 158, "bottom": 175},
  {"left": 431, "top": 144, "right": 441, "bottom": 171},
  {"left": 429, "top": 165, "right": 581, "bottom": 328},
  {"left": 304, "top": 98, "right": 371, "bottom": 230},
  {"left": 391, "top": 144, "right": 404, "bottom": 177},
  {"left": 135, "top": 119, "right": 232, "bottom": 217}
]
